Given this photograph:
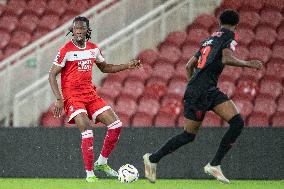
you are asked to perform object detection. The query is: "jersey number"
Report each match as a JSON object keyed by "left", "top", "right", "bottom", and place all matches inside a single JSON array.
[{"left": 197, "top": 46, "right": 211, "bottom": 69}]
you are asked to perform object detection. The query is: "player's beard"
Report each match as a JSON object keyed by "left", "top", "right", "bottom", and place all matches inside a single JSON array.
[{"left": 74, "top": 36, "right": 86, "bottom": 46}]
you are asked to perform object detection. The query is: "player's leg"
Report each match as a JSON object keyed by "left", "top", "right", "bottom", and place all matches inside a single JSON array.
[
  {"left": 204, "top": 95, "right": 244, "bottom": 184},
  {"left": 144, "top": 118, "right": 202, "bottom": 183}
]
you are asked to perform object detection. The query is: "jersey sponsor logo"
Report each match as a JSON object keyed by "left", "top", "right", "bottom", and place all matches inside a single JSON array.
[
  {"left": 78, "top": 59, "right": 92, "bottom": 71},
  {"left": 202, "top": 39, "right": 213, "bottom": 47}
]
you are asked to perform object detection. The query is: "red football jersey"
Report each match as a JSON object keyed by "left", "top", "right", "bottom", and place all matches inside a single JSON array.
[{"left": 53, "top": 40, "right": 105, "bottom": 99}]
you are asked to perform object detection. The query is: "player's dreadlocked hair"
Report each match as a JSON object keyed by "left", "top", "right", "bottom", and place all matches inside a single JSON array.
[
  {"left": 219, "top": 9, "right": 239, "bottom": 26},
  {"left": 66, "top": 16, "right": 92, "bottom": 41}
]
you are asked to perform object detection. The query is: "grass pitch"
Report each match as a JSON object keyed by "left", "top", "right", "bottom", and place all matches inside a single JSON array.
[{"left": 0, "top": 179, "right": 282, "bottom": 189}]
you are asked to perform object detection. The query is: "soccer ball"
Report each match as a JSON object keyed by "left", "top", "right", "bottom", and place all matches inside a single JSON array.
[{"left": 118, "top": 164, "right": 139, "bottom": 183}]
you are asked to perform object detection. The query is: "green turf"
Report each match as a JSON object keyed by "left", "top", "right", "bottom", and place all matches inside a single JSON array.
[{"left": 0, "top": 179, "right": 282, "bottom": 189}]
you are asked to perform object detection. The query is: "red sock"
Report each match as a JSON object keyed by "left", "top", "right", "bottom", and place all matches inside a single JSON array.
[
  {"left": 101, "top": 120, "right": 122, "bottom": 158},
  {"left": 81, "top": 130, "right": 94, "bottom": 171}
]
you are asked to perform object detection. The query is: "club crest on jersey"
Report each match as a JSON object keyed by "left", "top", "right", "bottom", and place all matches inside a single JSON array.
[
  {"left": 78, "top": 59, "right": 92, "bottom": 71},
  {"left": 91, "top": 50, "right": 96, "bottom": 57}
]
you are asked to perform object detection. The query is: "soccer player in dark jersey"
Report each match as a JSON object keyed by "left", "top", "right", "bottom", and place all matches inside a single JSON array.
[{"left": 143, "top": 9, "right": 262, "bottom": 184}]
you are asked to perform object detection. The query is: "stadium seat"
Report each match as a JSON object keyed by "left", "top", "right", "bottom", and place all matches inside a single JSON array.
[
  {"left": 115, "top": 112, "right": 130, "bottom": 127},
  {"left": 98, "top": 86, "right": 120, "bottom": 100},
  {"left": 277, "top": 25, "right": 284, "bottom": 43},
  {"left": 154, "top": 111, "right": 176, "bottom": 128},
  {"left": 24, "top": 0, "right": 47, "bottom": 17},
  {"left": 259, "top": 9, "right": 282, "bottom": 29},
  {"left": 271, "top": 44, "right": 284, "bottom": 61},
  {"left": 277, "top": 96, "right": 284, "bottom": 113},
  {"left": 219, "top": 0, "right": 242, "bottom": 11},
  {"left": 158, "top": 45, "right": 181, "bottom": 65},
  {"left": 4, "top": 1, "right": 26, "bottom": 17},
  {"left": 38, "top": 14, "right": 60, "bottom": 31},
  {"left": 238, "top": 10, "right": 260, "bottom": 29},
  {"left": 40, "top": 112, "right": 63, "bottom": 128},
  {"left": 233, "top": 96, "right": 253, "bottom": 120},
  {"left": 249, "top": 45, "right": 272, "bottom": 63},
  {"left": 3, "top": 45, "right": 20, "bottom": 58},
  {"left": 271, "top": 112, "right": 284, "bottom": 127},
  {"left": 254, "top": 26, "right": 277, "bottom": 47},
  {"left": 173, "top": 64, "right": 187, "bottom": 81},
  {"left": 137, "top": 49, "right": 159, "bottom": 66},
  {"left": 160, "top": 31, "right": 187, "bottom": 49},
  {"left": 31, "top": 29, "right": 49, "bottom": 41},
  {"left": 181, "top": 44, "right": 199, "bottom": 62},
  {"left": 167, "top": 79, "right": 187, "bottom": 98},
  {"left": 131, "top": 112, "right": 153, "bottom": 128},
  {"left": 241, "top": 67, "right": 264, "bottom": 82},
  {"left": 259, "top": 76, "right": 283, "bottom": 98},
  {"left": 253, "top": 94, "right": 276, "bottom": 117},
  {"left": 188, "top": 14, "right": 218, "bottom": 31},
  {"left": 0, "top": 31, "right": 10, "bottom": 50},
  {"left": 264, "top": 0, "right": 284, "bottom": 11},
  {"left": 202, "top": 111, "right": 222, "bottom": 127},
  {"left": 235, "top": 78, "right": 259, "bottom": 100},
  {"left": 127, "top": 64, "right": 151, "bottom": 83},
  {"left": 186, "top": 28, "right": 210, "bottom": 45},
  {"left": 120, "top": 79, "right": 144, "bottom": 100},
  {"left": 265, "top": 61, "right": 284, "bottom": 80},
  {"left": 17, "top": 14, "right": 39, "bottom": 33},
  {"left": 234, "top": 45, "right": 250, "bottom": 60},
  {"left": 66, "top": 0, "right": 89, "bottom": 15},
  {"left": 143, "top": 82, "right": 167, "bottom": 100},
  {"left": 10, "top": 31, "right": 31, "bottom": 48},
  {"left": 46, "top": 0, "right": 67, "bottom": 16},
  {"left": 89, "top": 0, "right": 104, "bottom": 6},
  {"left": 221, "top": 66, "right": 242, "bottom": 82},
  {"left": 137, "top": 97, "right": 160, "bottom": 116},
  {"left": 241, "top": 0, "right": 265, "bottom": 11},
  {"left": 101, "top": 79, "right": 122, "bottom": 93},
  {"left": 0, "top": 15, "right": 18, "bottom": 33},
  {"left": 247, "top": 112, "right": 269, "bottom": 127},
  {"left": 237, "top": 28, "right": 254, "bottom": 46},
  {"left": 151, "top": 63, "right": 175, "bottom": 82},
  {"left": 60, "top": 13, "right": 78, "bottom": 25},
  {"left": 218, "top": 75, "right": 235, "bottom": 97},
  {"left": 116, "top": 96, "right": 137, "bottom": 117},
  {"left": 177, "top": 115, "right": 186, "bottom": 127},
  {"left": 0, "top": 5, "right": 4, "bottom": 17},
  {"left": 103, "top": 71, "right": 129, "bottom": 84}
]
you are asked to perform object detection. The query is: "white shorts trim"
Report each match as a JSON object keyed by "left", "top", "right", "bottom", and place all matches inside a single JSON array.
[
  {"left": 92, "top": 106, "right": 111, "bottom": 122},
  {"left": 68, "top": 109, "right": 88, "bottom": 122},
  {"left": 107, "top": 120, "right": 122, "bottom": 129}
]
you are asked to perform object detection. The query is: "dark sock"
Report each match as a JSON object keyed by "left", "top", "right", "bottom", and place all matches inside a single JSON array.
[
  {"left": 210, "top": 114, "right": 244, "bottom": 166},
  {"left": 149, "top": 131, "right": 196, "bottom": 163}
]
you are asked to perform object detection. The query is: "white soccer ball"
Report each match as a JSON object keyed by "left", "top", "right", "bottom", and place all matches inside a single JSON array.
[{"left": 118, "top": 164, "right": 139, "bottom": 183}]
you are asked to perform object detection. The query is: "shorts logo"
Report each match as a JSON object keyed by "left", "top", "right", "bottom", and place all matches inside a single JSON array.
[{"left": 69, "top": 106, "right": 74, "bottom": 112}]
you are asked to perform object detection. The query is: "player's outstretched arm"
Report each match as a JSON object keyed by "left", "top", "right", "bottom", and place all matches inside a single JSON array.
[
  {"left": 186, "top": 56, "right": 198, "bottom": 80},
  {"left": 96, "top": 59, "right": 141, "bottom": 73},
  {"left": 222, "top": 48, "right": 263, "bottom": 70},
  {"left": 48, "top": 65, "right": 64, "bottom": 118}
]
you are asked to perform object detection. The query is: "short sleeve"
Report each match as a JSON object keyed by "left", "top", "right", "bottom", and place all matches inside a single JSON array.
[
  {"left": 96, "top": 48, "right": 105, "bottom": 63},
  {"left": 194, "top": 50, "right": 201, "bottom": 58},
  {"left": 222, "top": 32, "right": 238, "bottom": 51},
  {"left": 53, "top": 48, "right": 67, "bottom": 67}
]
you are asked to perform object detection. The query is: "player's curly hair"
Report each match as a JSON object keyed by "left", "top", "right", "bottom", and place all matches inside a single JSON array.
[
  {"left": 219, "top": 9, "right": 239, "bottom": 26},
  {"left": 66, "top": 16, "right": 92, "bottom": 41}
]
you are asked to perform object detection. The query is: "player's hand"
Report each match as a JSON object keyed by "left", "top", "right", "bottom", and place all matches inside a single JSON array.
[
  {"left": 53, "top": 99, "right": 64, "bottom": 118},
  {"left": 248, "top": 60, "right": 263, "bottom": 70},
  {"left": 128, "top": 59, "right": 142, "bottom": 69}
]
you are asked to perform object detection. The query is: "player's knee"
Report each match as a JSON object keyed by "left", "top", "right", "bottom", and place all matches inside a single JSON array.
[
  {"left": 228, "top": 114, "right": 244, "bottom": 133},
  {"left": 180, "top": 131, "right": 196, "bottom": 144}
]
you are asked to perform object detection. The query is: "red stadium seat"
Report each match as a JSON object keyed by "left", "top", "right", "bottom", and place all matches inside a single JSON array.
[
  {"left": 259, "top": 76, "right": 282, "bottom": 98},
  {"left": 160, "top": 31, "right": 187, "bottom": 49},
  {"left": 271, "top": 112, "right": 284, "bottom": 127},
  {"left": 143, "top": 83, "right": 166, "bottom": 101},
  {"left": 234, "top": 45, "right": 250, "bottom": 60},
  {"left": 221, "top": 66, "right": 242, "bottom": 82},
  {"left": 66, "top": 0, "right": 89, "bottom": 15},
  {"left": 218, "top": 76, "right": 235, "bottom": 97},
  {"left": 238, "top": 10, "right": 260, "bottom": 29},
  {"left": 271, "top": 44, "right": 284, "bottom": 61},
  {"left": 151, "top": 63, "right": 175, "bottom": 82},
  {"left": 131, "top": 112, "right": 153, "bottom": 128},
  {"left": 277, "top": 25, "right": 284, "bottom": 43},
  {"left": 89, "top": 0, "right": 104, "bottom": 6},
  {"left": 137, "top": 49, "right": 159, "bottom": 66},
  {"left": 253, "top": 94, "right": 276, "bottom": 117},
  {"left": 116, "top": 96, "right": 137, "bottom": 117},
  {"left": 98, "top": 86, "right": 119, "bottom": 100},
  {"left": 247, "top": 112, "right": 269, "bottom": 127},
  {"left": 188, "top": 14, "right": 218, "bottom": 31},
  {"left": 237, "top": 28, "right": 254, "bottom": 46},
  {"left": 265, "top": 61, "right": 284, "bottom": 80},
  {"left": 177, "top": 115, "right": 186, "bottom": 127},
  {"left": 241, "top": 67, "right": 264, "bottom": 81},
  {"left": 4, "top": 1, "right": 26, "bottom": 17},
  {"left": 0, "top": 5, "right": 4, "bottom": 17},
  {"left": 181, "top": 44, "right": 199, "bottom": 62},
  {"left": 277, "top": 97, "right": 284, "bottom": 113},
  {"left": 46, "top": 0, "right": 67, "bottom": 16},
  {"left": 31, "top": 29, "right": 49, "bottom": 41},
  {"left": 264, "top": 0, "right": 284, "bottom": 11},
  {"left": 160, "top": 96, "right": 183, "bottom": 117},
  {"left": 167, "top": 79, "right": 187, "bottom": 98},
  {"left": 186, "top": 28, "right": 210, "bottom": 45},
  {"left": 0, "top": 15, "right": 18, "bottom": 33},
  {"left": 202, "top": 111, "right": 222, "bottom": 127},
  {"left": 249, "top": 45, "right": 272, "bottom": 63},
  {"left": 10, "top": 31, "right": 31, "bottom": 48},
  {"left": 219, "top": 0, "right": 242, "bottom": 11},
  {"left": 115, "top": 112, "right": 130, "bottom": 127},
  {"left": 60, "top": 13, "right": 77, "bottom": 25},
  {"left": 173, "top": 64, "right": 187, "bottom": 81},
  {"left": 24, "top": 0, "right": 47, "bottom": 17},
  {"left": 254, "top": 26, "right": 277, "bottom": 47},
  {"left": 120, "top": 79, "right": 144, "bottom": 100},
  {"left": 3, "top": 45, "right": 20, "bottom": 58},
  {"left": 40, "top": 112, "right": 63, "bottom": 128},
  {"left": 137, "top": 97, "right": 160, "bottom": 116},
  {"left": 235, "top": 78, "right": 259, "bottom": 100},
  {"left": 0, "top": 31, "right": 10, "bottom": 50},
  {"left": 154, "top": 111, "right": 176, "bottom": 128},
  {"left": 259, "top": 9, "right": 282, "bottom": 29},
  {"left": 103, "top": 71, "right": 129, "bottom": 84},
  {"left": 158, "top": 45, "right": 181, "bottom": 65},
  {"left": 233, "top": 96, "right": 253, "bottom": 120},
  {"left": 17, "top": 14, "right": 39, "bottom": 33},
  {"left": 127, "top": 64, "right": 151, "bottom": 82},
  {"left": 38, "top": 14, "right": 60, "bottom": 31},
  {"left": 241, "top": 0, "right": 265, "bottom": 11}
]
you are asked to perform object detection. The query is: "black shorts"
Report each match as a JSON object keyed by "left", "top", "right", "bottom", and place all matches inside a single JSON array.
[{"left": 183, "top": 87, "right": 229, "bottom": 121}]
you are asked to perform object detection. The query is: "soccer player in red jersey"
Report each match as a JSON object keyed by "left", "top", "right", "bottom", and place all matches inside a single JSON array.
[{"left": 48, "top": 16, "right": 141, "bottom": 182}]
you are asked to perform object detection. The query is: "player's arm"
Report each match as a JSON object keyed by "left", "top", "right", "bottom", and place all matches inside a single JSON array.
[
  {"left": 48, "top": 64, "right": 64, "bottom": 117},
  {"left": 96, "top": 59, "right": 141, "bottom": 73},
  {"left": 222, "top": 48, "right": 262, "bottom": 69},
  {"left": 186, "top": 56, "right": 198, "bottom": 80}
]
